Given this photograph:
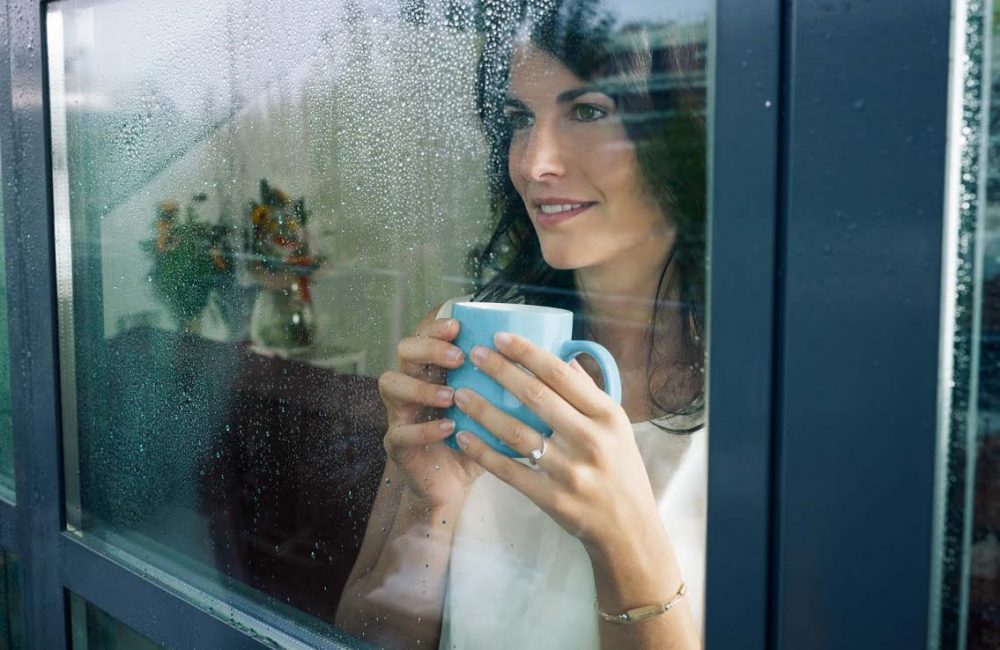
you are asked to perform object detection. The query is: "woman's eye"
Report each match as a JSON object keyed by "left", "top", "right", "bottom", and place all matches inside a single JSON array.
[
  {"left": 504, "top": 111, "right": 534, "bottom": 130},
  {"left": 572, "top": 104, "right": 608, "bottom": 122}
]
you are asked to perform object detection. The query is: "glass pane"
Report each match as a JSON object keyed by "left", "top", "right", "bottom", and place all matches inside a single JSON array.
[
  {"left": 69, "top": 593, "right": 159, "bottom": 649},
  {"left": 935, "top": 3, "right": 1000, "bottom": 648},
  {"left": 0, "top": 145, "right": 14, "bottom": 502},
  {"left": 0, "top": 551, "right": 23, "bottom": 650},
  {"left": 50, "top": 0, "right": 710, "bottom": 645}
]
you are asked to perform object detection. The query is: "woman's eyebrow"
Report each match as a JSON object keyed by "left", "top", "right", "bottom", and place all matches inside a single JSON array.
[
  {"left": 503, "top": 97, "right": 528, "bottom": 110},
  {"left": 556, "top": 86, "right": 608, "bottom": 103}
]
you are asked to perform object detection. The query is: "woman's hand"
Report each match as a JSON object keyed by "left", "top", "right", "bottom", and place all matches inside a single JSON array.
[
  {"left": 451, "top": 331, "right": 664, "bottom": 558},
  {"left": 388, "top": 329, "right": 699, "bottom": 648},
  {"left": 378, "top": 315, "right": 483, "bottom": 511}
]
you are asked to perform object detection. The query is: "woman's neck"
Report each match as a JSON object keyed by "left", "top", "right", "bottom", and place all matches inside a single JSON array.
[{"left": 574, "top": 229, "right": 675, "bottom": 370}]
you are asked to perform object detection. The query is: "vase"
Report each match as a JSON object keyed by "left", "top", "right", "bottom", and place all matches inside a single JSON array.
[{"left": 249, "top": 278, "right": 315, "bottom": 352}]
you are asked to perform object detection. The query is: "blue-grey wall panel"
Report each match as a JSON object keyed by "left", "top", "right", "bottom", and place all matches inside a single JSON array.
[{"left": 774, "top": 1, "right": 950, "bottom": 648}]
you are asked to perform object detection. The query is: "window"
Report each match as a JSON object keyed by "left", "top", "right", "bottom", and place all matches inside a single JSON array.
[{"left": 0, "top": 0, "right": 949, "bottom": 647}]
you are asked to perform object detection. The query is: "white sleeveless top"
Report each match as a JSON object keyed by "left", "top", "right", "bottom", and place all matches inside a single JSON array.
[{"left": 436, "top": 299, "right": 707, "bottom": 649}]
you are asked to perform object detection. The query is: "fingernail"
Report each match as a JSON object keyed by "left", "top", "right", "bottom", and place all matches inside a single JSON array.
[
  {"left": 470, "top": 346, "right": 487, "bottom": 364},
  {"left": 454, "top": 389, "right": 469, "bottom": 406},
  {"left": 456, "top": 432, "right": 471, "bottom": 449},
  {"left": 439, "top": 419, "right": 455, "bottom": 432},
  {"left": 437, "top": 388, "right": 454, "bottom": 403},
  {"left": 495, "top": 332, "right": 512, "bottom": 346},
  {"left": 446, "top": 348, "right": 463, "bottom": 362}
]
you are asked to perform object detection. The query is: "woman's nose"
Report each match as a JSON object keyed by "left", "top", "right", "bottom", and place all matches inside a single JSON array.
[{"left": 516, "top": 123, "right": 566, "bottom": 181}]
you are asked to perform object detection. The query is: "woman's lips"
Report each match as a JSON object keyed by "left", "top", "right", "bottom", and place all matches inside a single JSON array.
[{"left": 534, "top": 202, "right": 596, "bottom": 227}]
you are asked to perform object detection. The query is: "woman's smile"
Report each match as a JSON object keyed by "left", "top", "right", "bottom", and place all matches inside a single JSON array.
[{"left": 533, "top": 198, "right": 597, "bottom": 228}]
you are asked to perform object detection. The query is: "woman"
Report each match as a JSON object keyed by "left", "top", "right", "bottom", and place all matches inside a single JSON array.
[{"left": 336, "top": 1, "right": 706, "bottom": 647}]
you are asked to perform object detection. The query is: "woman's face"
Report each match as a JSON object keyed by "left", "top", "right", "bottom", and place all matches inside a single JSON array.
[{"left": 504, "top": 45, "right": 671, "bottom": 272}]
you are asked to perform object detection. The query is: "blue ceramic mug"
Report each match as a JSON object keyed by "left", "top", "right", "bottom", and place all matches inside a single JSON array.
[{"left": 445, "top": 302, "right": 622, "bottom": 457}]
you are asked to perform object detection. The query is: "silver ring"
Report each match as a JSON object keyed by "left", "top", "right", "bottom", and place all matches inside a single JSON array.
[{"left": 528, "top": 438, "right": 547, "bottom": 466}]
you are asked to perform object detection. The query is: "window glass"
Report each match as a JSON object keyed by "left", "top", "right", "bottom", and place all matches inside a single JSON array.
[
  {"left": 69, "top": 593, "right": 159, "bottom": 650},
  {"left": 935, "top": 4, "right": 1000, "bottom": 649},
  {"left": 0, "top": 148, "right": 14, "bottom": 502},
  {"left": 48, "top": 0, "right": 710, "bottom": 645}
]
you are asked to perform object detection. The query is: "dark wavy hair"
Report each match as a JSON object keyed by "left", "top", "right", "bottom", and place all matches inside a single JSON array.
[{"left": 470, "top": 0, "right": 707, "bottom": 431}]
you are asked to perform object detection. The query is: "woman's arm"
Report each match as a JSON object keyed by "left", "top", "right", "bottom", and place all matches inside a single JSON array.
[
  {"left": 336, "top": 308, "right": 480, "bottom": 646},
  {"left": 335, "top": 468, "right": 462, "bottom": 648},
  {"left": 589, "top": 522, "right": 700, "bottom": 649}
]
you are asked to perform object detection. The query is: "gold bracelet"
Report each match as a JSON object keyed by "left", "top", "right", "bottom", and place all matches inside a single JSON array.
[{"left": 594, "top": 581, "right": 687, "bottom": 624}]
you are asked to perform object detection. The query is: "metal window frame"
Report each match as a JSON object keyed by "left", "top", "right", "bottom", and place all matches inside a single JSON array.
[
  {"left": 770, "top": 1, "right": 952, "bottom": 649},
  {"left": 0, "top": 0, "right": 954, "bottom": 649},
  {"left": 2, "top": 0, "right": 70, "bottom": 646},
  {"left": 704, "top": 1, "right": 781, "bottom": 648}
]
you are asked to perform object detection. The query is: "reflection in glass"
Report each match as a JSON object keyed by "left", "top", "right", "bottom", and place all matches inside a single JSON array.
[
  {"left": 69, "top": 593, "right": 159, "bottom": 650},
  {"left": 48, "top": 0, "right": 708, "bottom": 645},
  {"left": 0, "top": 551, "right": 23, "bottom": 650}
]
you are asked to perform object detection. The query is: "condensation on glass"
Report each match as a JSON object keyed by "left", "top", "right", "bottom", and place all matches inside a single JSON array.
[
  {"left": 46, "top": 0, "right": 710, "bottom": 645},
  {"left": 0, "top": 145, "right": 14, "bottom": 503},
  {"left": 933, "top": 1, "right": 1000, "bottom": 648}
]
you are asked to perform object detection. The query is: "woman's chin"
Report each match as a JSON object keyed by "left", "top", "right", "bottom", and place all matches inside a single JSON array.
[{"left": 540, "top": 249, "right": 588, "bottom": 271}]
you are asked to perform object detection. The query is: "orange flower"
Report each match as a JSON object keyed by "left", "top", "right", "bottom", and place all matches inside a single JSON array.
[
  {"left": 155, "top": 220, "right": 174, "bottom": 252},
  {"left": 157, "top": 200, "right": 180, "bottom": 219},
  {"left": 210, "top": 248, "right": 228, "bottom": 271},
  {"left": 251, "top": 205, "right": 270, "bottom": 226}
]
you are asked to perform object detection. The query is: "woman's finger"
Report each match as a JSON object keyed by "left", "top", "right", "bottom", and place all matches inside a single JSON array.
[
  {"left": 468, "top": 345, "right": 589, "bottom": 440},
  {"left": 456, "top": 431, "right": 552, "bottom": 505},
  {"left": 492, "top": 332, "right": 615, "bottom": 418},
  {"left": 453, "top": 388, "right": 569, "bottom": 478},
  {"left": 414, "top": 317, "right": 460, "bottom": 341},
  {"left": 384, "top": 418, "right": 456, "bottom": 456},
  {"left": 397, "top": 336, "right": 464, "bottom": 371},
  {"left": 568, "top": 358, "right": 592, "bottom": 379},
  {"left": 378, "top": 371, "right": 455, "bottom": 410},
  {"left": 400, "top": 318, "right": 461, "bottom": 377}
]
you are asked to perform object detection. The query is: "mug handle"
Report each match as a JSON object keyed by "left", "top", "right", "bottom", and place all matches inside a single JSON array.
[{"left": 558, "top": 340, "right": 622, "bottom": 405}]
